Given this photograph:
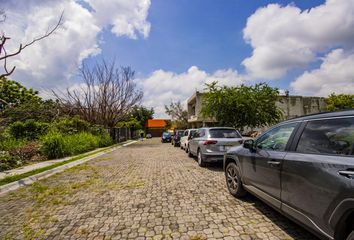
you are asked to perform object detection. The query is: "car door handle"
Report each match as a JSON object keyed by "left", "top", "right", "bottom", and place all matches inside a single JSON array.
[
  {"left": 338, "top": 170, "right": 354, "bottom": 179},
  {"left": 267, "top": 160, "right": 281, "bottom": 166}
]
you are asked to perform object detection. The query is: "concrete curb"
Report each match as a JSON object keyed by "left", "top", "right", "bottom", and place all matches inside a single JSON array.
[{"left": 0, "top": 140, "right": 137, "bottom": 195}]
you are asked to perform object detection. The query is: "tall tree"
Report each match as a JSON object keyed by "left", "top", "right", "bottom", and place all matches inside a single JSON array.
[
  {"left": 54, "top": 60, "right": 143, "bottom": 128},
  {"left": 130, "top": 106, "right": 154, "bottom": 129},
  {"left": 325, "top": 93, "right": 354, "bottom": 111},
  {"left": 201, "top": 82, "right": 282, "bottom": 130},
  {"left": 0, "top": 10, "right": 63, "bottom": 78},
  {"left": 0, "top": 78, "right": 40, "bottom": 110},
  {"left": 165, "top": 101, "right": 188, "bottom": 128}
]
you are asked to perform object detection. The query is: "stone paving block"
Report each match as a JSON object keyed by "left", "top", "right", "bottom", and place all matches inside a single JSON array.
[{"left": 0, "top": 138, "right": 318, "bottom": 239}]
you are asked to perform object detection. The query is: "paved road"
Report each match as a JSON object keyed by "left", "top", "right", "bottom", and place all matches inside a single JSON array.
[{"left": 0, "top": 138, "right": 317, "bottom": 240}]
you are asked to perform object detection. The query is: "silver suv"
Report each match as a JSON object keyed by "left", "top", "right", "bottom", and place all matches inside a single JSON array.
[
  {"left": 188, "top": 127, "right": 243, "bottom": 167},
  {"left": 224, "top": 110, "right": 354, "bottom": 240}
]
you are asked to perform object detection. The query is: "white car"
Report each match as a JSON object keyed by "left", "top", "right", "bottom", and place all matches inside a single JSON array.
[{"left": 180, "top": 129, "right": 197, "bottom": 153}]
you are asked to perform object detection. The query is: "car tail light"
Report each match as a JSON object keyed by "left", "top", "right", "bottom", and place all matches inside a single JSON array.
[
  {"left": 238, "top": 139, "right": 244, "bottom": 144},
  {"left": 203, "top": 140, "right": 218, "bottom": 145}
]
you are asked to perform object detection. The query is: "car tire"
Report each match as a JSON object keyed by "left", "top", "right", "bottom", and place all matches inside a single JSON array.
[
  {"left": 197, "top": 150, "right": 206, "bottom": 167},
  {"left": 185, "top": 144, "right": 189, "bottom": 153},
  {"left": 225, "top": 162, "right": 247, "bottom": 197}
]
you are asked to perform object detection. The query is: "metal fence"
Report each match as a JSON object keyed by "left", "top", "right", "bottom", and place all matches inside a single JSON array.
[{"left": 108, "top": 127, "right": 131, "bottom": 143}]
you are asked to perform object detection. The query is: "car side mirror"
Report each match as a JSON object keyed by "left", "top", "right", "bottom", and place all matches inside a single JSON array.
[{"left": 243, "top": 139, "right": 255, "bottom": 150}]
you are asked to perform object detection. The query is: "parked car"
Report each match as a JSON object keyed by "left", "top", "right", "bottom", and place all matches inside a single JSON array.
[
  {"left": 146, "top": 133, "right": 152, "bottom": 139},
  {"left": 180, "top": 129, "right": 197, "bottom": 152},
  {"left": 172, "top": 129, "right": 185, "bottom": 147},
  {"left": 188, "top": 127, "right": 243, "bottom": 167},
  {"left": 223, "top": 110, "right": 354, "bottom": 240},
  {"left": 161, "top": 132, "right": 172, "bottom": 143}
]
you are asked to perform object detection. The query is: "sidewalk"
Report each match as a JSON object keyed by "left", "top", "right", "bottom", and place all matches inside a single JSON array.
[{"left": 0, "top": 140, "right": 135, "bottom": 181}]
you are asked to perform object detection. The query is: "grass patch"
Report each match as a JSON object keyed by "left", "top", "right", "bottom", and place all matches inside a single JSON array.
[{"left": 0, "top": 140, "right": 133, "bottom": 186}]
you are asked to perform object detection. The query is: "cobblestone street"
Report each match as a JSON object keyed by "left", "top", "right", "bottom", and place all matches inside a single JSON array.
[{"left": 0, "top": 138, "right": 317, "bottom": 240}]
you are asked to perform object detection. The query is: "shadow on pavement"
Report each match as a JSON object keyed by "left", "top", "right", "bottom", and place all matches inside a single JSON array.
[{"left": 238, "top": 195, "right": 319, "bottom": 239}]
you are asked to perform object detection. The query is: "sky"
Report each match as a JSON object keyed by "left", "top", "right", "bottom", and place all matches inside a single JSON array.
[{"left": 1, "top": 0, "right": 354, "bottom": 118}]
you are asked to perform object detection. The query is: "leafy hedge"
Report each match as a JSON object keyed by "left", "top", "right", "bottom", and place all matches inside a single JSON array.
[
  {"left": 0, "top": 116, "right": 113, "bottom": 170},
  {"left": 40, "top": 131, "right": 112, "bottom": 159},
  {"left": 8, "top": 120, "right": 49, "bottom": 140}
]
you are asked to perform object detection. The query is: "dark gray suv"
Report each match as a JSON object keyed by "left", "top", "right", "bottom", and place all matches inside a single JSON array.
[{"left": 224, "top": 110, "right": 354, "bottom": 240}]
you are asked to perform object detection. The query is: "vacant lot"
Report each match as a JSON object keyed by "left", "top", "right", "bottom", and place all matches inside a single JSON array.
[{"left": 0, "top": 138, "right": 317, "bottom": 240}]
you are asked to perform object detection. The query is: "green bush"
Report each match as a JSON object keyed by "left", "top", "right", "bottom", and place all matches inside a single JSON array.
[
  {"left": 40, "top": 131, "right": 112, "bottom": 159},
  {"left": 7, "top": 120, "right": 49, "bottom": 140},
  {"left": 0, "top": 151, "right": 22, "bottom": 172},
  {"left": 0, "top": 137, "right": 27, "bottom": 151},
  {"left": 52, "top": 116, "right": 90, "bottom": 135},
  {"left": 64, "top": 132, "right": 99, "bottom": 155},
  {"left": 40, "top": 131, "right": 67, "bottom": 159},
  {"left": 97, "top": 132, "right": 112, "bottom": 147}
]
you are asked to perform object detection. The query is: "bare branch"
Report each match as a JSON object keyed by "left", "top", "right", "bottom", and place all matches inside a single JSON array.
[
  {"left": 54, "top": 60, "right": 143, "bottom": 128},
  {"left": 0, "top": 11, "right": 64, "bottom": 78}
]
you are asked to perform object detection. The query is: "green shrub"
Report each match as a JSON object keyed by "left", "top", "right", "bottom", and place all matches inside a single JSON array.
[
  {"left": 89, "top": 124, "right": 107, "bottom": 135},
  {"left": 97, "top": 132, "right": 112, "bottom": 147},
  {"left": 8, "top": 120, "right": 49, "bottom": 140},
  {"left": 64, "top": 132, "right": 99, "bottom": 155},
  {"left": 52, "top": 116, "right": 90, "bottom": 135},
  {"left": 0, "top": 151, "right": 22, "bottom": 172},
  {"left": 40, "top": 131, "right": 67, "bottom": 159},
  {"left": 0, "top": 137, "right": 27, "bottom": 151},
  {"left": 40, "top": 131, "right": 111, "bottom": 159}
]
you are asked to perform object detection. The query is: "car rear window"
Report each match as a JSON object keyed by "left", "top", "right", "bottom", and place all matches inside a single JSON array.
[
  {"left": 163, "top": 132, "right": 171, "bottom": 137},
  {"left": 177, "top": 130, "right": 184, "bottom": 136},
  {"left": 209, "top": 129, "right": 241, "bottom": 138}
]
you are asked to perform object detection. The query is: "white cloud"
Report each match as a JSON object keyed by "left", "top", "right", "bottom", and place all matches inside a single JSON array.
[
  {"left": 138, "top": 66, "right": 243, "bottom": 118},
  {"left": 242, "top": 0, "right": 354, "bottom": 80},
  {"left": 84, "top": 0, "right": 151, "bottom": 39},
  {"left": 0, "top": 0, "right": 151, "bottom": 88},
  {"left": 291, "top": 49, "right": 354, "bottom": 96}
]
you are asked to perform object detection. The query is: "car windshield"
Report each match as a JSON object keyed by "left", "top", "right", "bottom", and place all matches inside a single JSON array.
[
  {"left": 209, "top": 129, "right": 241, "bottom": 138},
  {"left": 163, "top": 132, "right": 171, "bottom": 137},
  {"left": 190, "top": 130, "right": 197, "bottom": 136}
]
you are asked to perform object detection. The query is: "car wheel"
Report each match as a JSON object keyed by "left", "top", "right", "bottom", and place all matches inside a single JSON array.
[
  {"left": 185, "top": 144, "right": 189, "bottom": 153},
  {"left": 197, "top": 150, "right": 206, "bottom": 167},
  {"left": 225, "top": 162, "right": 247, "bottom": 197},
  {"left": 347, "top": 231, "right": 354, "bottom": 240}
]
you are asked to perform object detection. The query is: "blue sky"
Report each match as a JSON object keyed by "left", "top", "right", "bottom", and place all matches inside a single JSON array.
[
  {"left": 96, "top": 0, "right": 324, "bottom": 75},
  {"left": 2, "top": 0, "right": 354, "bottom": 117}
]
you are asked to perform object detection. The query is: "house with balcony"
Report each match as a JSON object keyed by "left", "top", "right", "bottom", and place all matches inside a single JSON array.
[
  {"left": 187, "top": 91, "right": 217, "bottom": 128},
  {"left": 187, "top": 90, "right": 326, "bottom": 131}
]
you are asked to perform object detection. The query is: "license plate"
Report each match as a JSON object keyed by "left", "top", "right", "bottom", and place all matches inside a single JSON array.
[{"left": 220, "top": 146, "right": 231, "bottom": 151}]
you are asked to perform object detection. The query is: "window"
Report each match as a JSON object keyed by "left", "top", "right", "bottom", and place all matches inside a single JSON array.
[
  {"left": 199, "top": 129, "right": 206, "bottom": 137},
  {"left": 189, "top": 130, "right": 197, "bottom": 138},
  {"left": 184, "top": 131, "right": 188, "bottom": 136},
  {"left": 163, "top": 132, "right": 171, "bottom": 137},
  {"left": 256, "top": 123, "right": 297, "bottom": 151},
  {"left": 296, "top": 117, "right": 354, "bottom": 156},
  {"left": 209, "top": 129, "right": 241, "bottom": 138}
]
